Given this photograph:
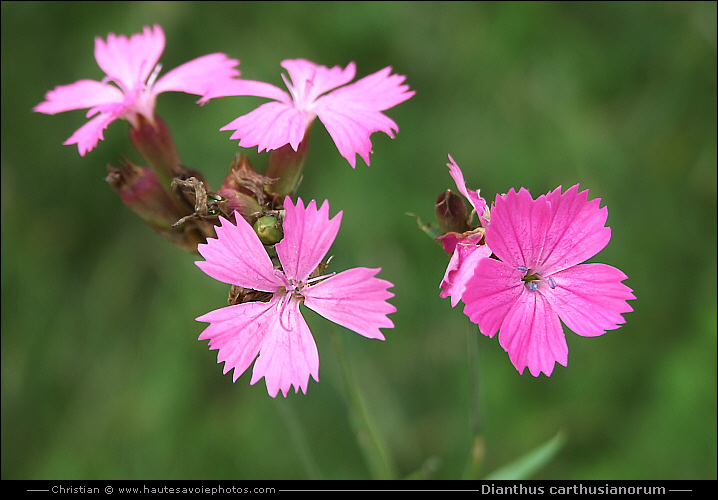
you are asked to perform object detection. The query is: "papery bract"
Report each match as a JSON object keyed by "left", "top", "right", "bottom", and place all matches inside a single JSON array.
[
  {"left": 462, "top": 185, "right": 635, "bottom": 376},
  {"left": 195, "top": 197, "right": 395, "bottom": 397},
  {"left": 202, "top": 58, "right": 415, "bottom": 168},
  {"left": 34, "top": 25, "right": 240, "bottom": 155}
]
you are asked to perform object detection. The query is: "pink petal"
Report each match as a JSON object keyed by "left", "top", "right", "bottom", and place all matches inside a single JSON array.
[
  {"left": 484, "top": 187, "right": 553, "bottom": 270},
  {"left": 195, "top": 214, "right": 282, "bottom": 293},
  {"left": 198, "top": 79, "right": 290, "bottom": 103},
  {"left": 63, "top": 111, "right": 117, "bottom": 156},
  {"left": 303, "top": 267, "right": 395, "bottom": 340},
  {"left": 153, "top": 53, "right": 241, "bottom": 97},
  {"left": 462, "top": 257, "right": 524, "bottom": 338},
  {"left": 538, "top": 185, "right": 612, "bottom": 274},
  {"left": 437, "top": 232, "right": 461, "bottom": 255},
  {"left": 249, "top": 296, "right": 320, "bottom": 397},
  {"left": 219, "top": 101, "right": 307, "bottom": 152},
  {"left": 313, "top": 100, "right": 397, "bottom": 168},
  {"left": 332, "top": 66, "right": 414, "bottom": 112},
  {"left": 446, "top": 155, "right": 489, "bottom": 226},
  {"left": 282, "top": 59, "right": 356, "bottom": 106},
  {"left": 312, "top": 66, "right": 414, "bottom": 168},
  {"left": 94, "top": 25, "right": 165, "bottom": 93},
  {"left": 498, "top": 290, "right": 568, "bottom": 377},
  {"left": 34, "top": 80, "right": 124, "bottom": 114},
  {"left": 197, "top": 300, "right": 276, "bottom": 384},
  {"left": 275, "top": 198, "right": 341, "bottom": 282},
  {"left": 440, "top": 238, "right": 492, "bottom": 307},
  {"left": 544, "top": 263, "right": 635, "bottom": 337}
]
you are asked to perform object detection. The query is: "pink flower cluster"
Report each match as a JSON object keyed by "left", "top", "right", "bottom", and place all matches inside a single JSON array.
[
  {"left": 36, "top": 24, "right": 636, "bottom": 394},
  {"left": 439, "top": 156, "right": 635, "bottom": 376},
  {"left": 34, "top": 25, "right": 408, "bottom": 396},
  {"left": 35, "top": 26, "right": 414, "bottom": 168}
]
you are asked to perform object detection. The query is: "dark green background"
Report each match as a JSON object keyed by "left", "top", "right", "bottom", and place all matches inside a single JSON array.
[{"left": 2, "top": 1, "right": 715, "bottom": 480}]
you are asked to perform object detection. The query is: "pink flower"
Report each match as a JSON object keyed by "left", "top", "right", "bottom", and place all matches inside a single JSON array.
[
  {"left": 202, "top": 58, "right": 414, "bottom": 168},
  {"left": 462, "top": 185, "right": 635, "bottom": 376},
  {"left": 438, "top": 155, "right": 492, "bottom": 307},
  {"left": 34, "top": 25, "right": 240, "bottom": 156},
  {"left": 195, "top": 198, "right": 395, "bottom": 397}
]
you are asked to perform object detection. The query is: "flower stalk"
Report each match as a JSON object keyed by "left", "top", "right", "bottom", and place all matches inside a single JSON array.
[
  {"left": 128, "top": 114, "right": 184, "bottom": 189},
  {"left": 264, "top": 135, "right": 310, "bottom": 196}
]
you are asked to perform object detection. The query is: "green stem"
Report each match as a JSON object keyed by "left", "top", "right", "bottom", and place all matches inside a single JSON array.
[
  {"left": 330, "top": 329, "right": 397, "bottom": 480},
  {"left": 461, "top": 322, "right": 485, "bottom": 479}
]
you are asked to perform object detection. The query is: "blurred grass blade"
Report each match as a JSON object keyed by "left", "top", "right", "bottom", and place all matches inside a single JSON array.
[
  {"left": 275, "top": 400, "right": 323, "bottom": 479},
  {"left": 461, "top": 322, "right": 485, "bottom": 480},
  {"left": 484, "top": 431, "right": 565, "bottom": 480},
  {"left": 330, "top": 329, "right": 397, "bottom": 480}
]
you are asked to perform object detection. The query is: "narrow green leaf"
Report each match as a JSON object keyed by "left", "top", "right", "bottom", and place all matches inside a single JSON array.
[
  {"left": 484, "top": 431, "right": 566, "bottom": 480},
  {"left": 406, "top": 212, "right": 441, "bottom": 240}
]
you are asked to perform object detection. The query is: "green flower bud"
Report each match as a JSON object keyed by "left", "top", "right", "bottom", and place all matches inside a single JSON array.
[{"left": 254, "top": 215, "right": 284, "bottom": 245}]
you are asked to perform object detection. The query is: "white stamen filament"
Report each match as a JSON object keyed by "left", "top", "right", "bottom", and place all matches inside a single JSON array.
[
  {"left": 305, "top": 272, "right": 335, "bottom": 286},
  {"left": 146, "top": 63, "right": 163, "bottom": 89}
]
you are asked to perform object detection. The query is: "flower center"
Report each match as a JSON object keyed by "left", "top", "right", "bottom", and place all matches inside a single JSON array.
[
  {"left": 283, "top": 70, "right": 316, "bottom": 112},
  {"left": 287, "top": 277, "right": 306, "bottom": 297},
  {"left": 518, "top": 266, "right": 556, "bottom": 292},
  {"left": 275, "top": 269, "right": 335, "bottom": 299}
]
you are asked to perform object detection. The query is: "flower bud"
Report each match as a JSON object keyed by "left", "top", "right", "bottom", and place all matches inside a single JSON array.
[
  {"left": 221, "top": 154, "right": 276, "bottom": 207},
  {"left": 436, "top": 189, "right": 470, "bottom": 234},
  {"left": 253, "top": 215, "right": 284, "bottom": 245},
  {"left": 107, "top": 159, "right": 188, "bottom": 228},
  {"left": 107, "top": 160, "right": 207, "bottom": 252},
  {"left": 221, "top": 154, "right": 258, "bottom": 191},
  {"left": 216, "top": 188, "right": 262, "bottom": 223}
]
